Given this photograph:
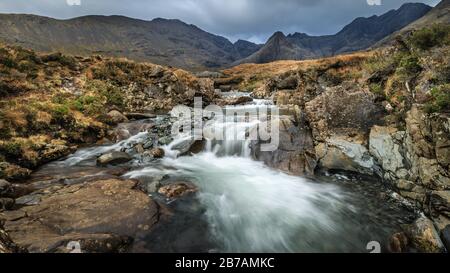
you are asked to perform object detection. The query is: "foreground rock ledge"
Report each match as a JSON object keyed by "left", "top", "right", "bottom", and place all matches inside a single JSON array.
[{"left": 0, "top": 179, "right": 159, "bottom": 253}]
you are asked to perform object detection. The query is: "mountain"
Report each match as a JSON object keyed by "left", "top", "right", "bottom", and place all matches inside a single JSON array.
[
  {"left": 237, "top": 3, "right": 432, "bottom": 65},
  {"left": 0, "top": 14, "right": 259, "bottom": 70},
  {"left": 378, "top": 0, "right": 450, "bottom": 46},
  {"left": 233, "top": 39, "right": 263, "bottom": 59}
]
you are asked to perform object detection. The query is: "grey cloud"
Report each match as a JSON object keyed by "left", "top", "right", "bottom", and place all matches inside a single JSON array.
[{"left": 0, "top": 0, "right": 441, "bottom": 43}]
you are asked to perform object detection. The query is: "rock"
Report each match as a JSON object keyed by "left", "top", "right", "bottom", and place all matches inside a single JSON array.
[
  {"left": 97, "top": 152, "right": 132, "bottom": 166},
  {"left": 135, "top": 144, "right": 145, "bottom": 154},
  {"left": 305, "top": 84, "right": 384, "bottom": 141},
  {"left": 441, "top": 225, "right": 450, "bottom": 251},
  {"left": 388, "top": 232, "right": 409, "bottom": 253},
  {"left": 135, "top": 175, "right": 167, "bottom": 194},
  {"left": 217, "top": 96, "right": 253, "bottom": 106},
  {"left": 0, "top": 179, "right": 33, "bottom": 199},
  {"left": 251, "top": 116, "right": 317, "bottom": 176},
  {"left": 405, "top": 216, "right": 446, "bottom": 253},
  {"left": 430, "top": 191, "right": 450, "bottom": 218},
  {"left": 1, "top": 221, "right": 27, "bottom": 253},
  {"left": 2, "top": 179, "right": 159, "bottom": 253},
  {"left": 149, "top": 148, "right": 165, "bottom": 159},
  {"left": 0, "top": 162, "right": 31, "bottom": 182},
  {"left": 0, "top": 198, "right": 14, "bottom": 211},
  {"left": 124, "top": 113, "right": 157, "bottom": 120},
  {"left": 158, "top": 182, "right": 197, "bottom": 199},
  {"left": 106, "top": 110, "right": 129, "bottom": 125},
  {"left": 316, "top": 136, "right": 375, "bottom": 175},
  {"left": 158, "top": 137, "right": 173, "bottom": 146}
]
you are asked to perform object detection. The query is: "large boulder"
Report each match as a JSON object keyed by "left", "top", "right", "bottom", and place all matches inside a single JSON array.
[
  {"left": 305, "top": 84, "right": 384, "bottom": 141},
  {"left": 2, "top": 179, "right": 159, "bottom": 253},
  {"left": 315, "top": 136, "right": 375, "bottom": 175},
  {"left": 251, "top": 116, "right": 317, "bottom": 176},
  {"left": 97, "top": 152, "right": 132, "bottom": 166}
]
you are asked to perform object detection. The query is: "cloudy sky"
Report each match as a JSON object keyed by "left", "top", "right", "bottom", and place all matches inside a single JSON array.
[{"left": 0, "top": 0, "right": 441, "bottom": 43}]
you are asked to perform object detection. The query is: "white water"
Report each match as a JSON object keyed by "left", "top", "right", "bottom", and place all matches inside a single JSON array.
[{"left": 124, "top": 105, "right": 354, "bottom": 252}]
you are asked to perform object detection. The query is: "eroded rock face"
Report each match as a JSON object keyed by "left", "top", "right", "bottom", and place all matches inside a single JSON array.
[
  {"left": 305, "top": 84, "right": 384, "bottom": 142},
  {"left": 2, "top": 179, "right": 159, "bottom": 253},
  {"left": 251, "top": 116, "right": 317, "bottom": 176}
]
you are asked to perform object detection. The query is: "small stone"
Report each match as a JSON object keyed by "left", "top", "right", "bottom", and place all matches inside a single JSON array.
[
  {"left": 106, "top": 110, "right": 129, "bottom": 125},
  {"left": 388, "top": 232, "right": 409, "bottom": 253},
  {"left": 149, "top": 148, "right": 165, "bottom": 159},
  {"left": 158, "top": 182, "right": 197, "bottom": 198}
]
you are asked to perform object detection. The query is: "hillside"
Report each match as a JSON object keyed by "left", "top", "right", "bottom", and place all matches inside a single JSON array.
[{"left": 0, "top": 15, "right": 261, "bottom": 70}]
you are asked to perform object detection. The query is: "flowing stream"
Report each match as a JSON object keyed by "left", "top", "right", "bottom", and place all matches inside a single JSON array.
[{"left": 40, "top": 101, "right": 416, "bottom": 253}]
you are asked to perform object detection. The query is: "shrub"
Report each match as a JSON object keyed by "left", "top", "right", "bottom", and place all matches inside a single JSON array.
[
  {"left": 424, "top": 84, "right": 450, "bottom": 113},
  {"left": 369, "top": 83, "right": 385, "bottom": 98},
  {"left": 409, "top": 24, "right": 450, "bottom": 50}
]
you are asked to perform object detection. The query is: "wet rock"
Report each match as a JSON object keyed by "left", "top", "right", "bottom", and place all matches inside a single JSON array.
[
  {"left": 251, "top": 116, "right": 317, "bottom": 176},
  {"left": 441, "top": 225, "right": 450, "bottom": 251},
  {"left": 97, "top": 152, "right": 132, "bottom": 166},
  {"left": 0, "top": 162, "right": 31, "bottom": 182},
  {"left": 158, "top": 182, "right": 197, "bottom": 199},
  {"left": 388, "top": 232, "right": 409, "bottom": 253},
  {"left": 135, "top": 175, "right": 167, "bottom": 194},
  {"left": 0, "top": 179, "right": 33, "bottom": 199},
  {"left": 125, "top": 113, "right": 157, "bottom": 120},
  {"left": 2, "top": 179, "right": 159, "bottom": 253},
  {"left": 0, "top": 198, "right": 14, "bottom": 211},
  {"left": 430, "top": 191, "right": 450, "bottom": 218},
  {"left": 316, "top": 136, "right": 375, "bottom": 175},
  {"left": 217, "top": 96, "right": 253, "bottom": 106},
  {"left": 106, "top": 110, "right": 129, "bottom": 125},
  {"left": 405, "top": 216, "right": 446, "bottom": 253},
  {"left": 149, "top": 148, "right": 165, "bottom": 159},
  {"left": 158, "top": 137, "right": 173, "bottom": 146}
]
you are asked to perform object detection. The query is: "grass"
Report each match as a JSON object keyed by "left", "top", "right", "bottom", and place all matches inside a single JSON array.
[
  {"left": 409, "top": 24, "right": 450, "bottom": 51},
  {"left": 424, "top": 84, "right": 450, "bottom": 113}
]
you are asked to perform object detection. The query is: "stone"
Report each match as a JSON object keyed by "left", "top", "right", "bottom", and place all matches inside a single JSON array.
[
  {"left": 441, "top": 225, "right": 450, "bottom": 252},
  {"left": 0, "top": 179, "right": 33, "bottom": 199},
  {"left": 405, "top": 216, "right": 446, "bottom": 253},
  {"left": 1, "top": 222, "right": 27, "bottom": 253},
  {"left": 149, "top": 148, "right": 165, "bottom": 159},
  {"left": 158, "top": 182, "right": 197, "bottom": 199},
  {"left": 0, "top": 198, "right": 14, "bottom": 211},
  {"left": 430, "top": 191, "right": 450, "bottom": 218},
  {"left": 3, "top": 179, "right": 159, "bottom": 253},
  {"left": 251, "top": 117, "right": 317, "bottom": 176},
  {"left": 158, "top": 136, "right": 173, "bottom": 145},
  {"left": 97, "top": 152, "right": 132, "bottom": 166},
  {"left": 369, "top": 126, "right": 405, "bottom": 175},
  {"left": 316, "top": 136, "right": 375, "bottom": 175},
  {"left": 106, "top": 110, "right": 129, "bottom": 125},
  {"left": 388, "top": 232, "right": 409, "bottom": 253}
]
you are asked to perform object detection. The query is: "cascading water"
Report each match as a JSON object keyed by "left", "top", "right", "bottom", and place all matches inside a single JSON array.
[{"left": 45, "top": 98, "right": 415, "bottom": 253}]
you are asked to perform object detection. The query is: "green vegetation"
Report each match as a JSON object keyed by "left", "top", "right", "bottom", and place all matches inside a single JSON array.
[
  {"left": 409, "top": 24, "right": 450, "bottom": 50},
  {"left": 424, "top": 84, "right": 450, "bottom": 113},
  {"left": 369, "top": 83, "right": 385, "bottom": 98}
]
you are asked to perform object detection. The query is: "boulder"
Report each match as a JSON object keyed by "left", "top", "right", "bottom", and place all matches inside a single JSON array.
[
  {"left": 158, "top": 182, "right": 197, "bottom": 199},
  {"left": 106, "top": 110, "right": 129, "bottom": 125},
  {"left": 251, "top": 116, "right": 317, "bottom": 176},
  {"left": 405, "top": 216, "right": 446, "bottom": 253},
  {"left": 316, "top": 136, "right": 375, "bottom": 175},
  {"left": 97, "top": 152, "right": 132, "bottom": 166},
  {"left": 2, "top": 179, "right": 159, "bottom": 253}
]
